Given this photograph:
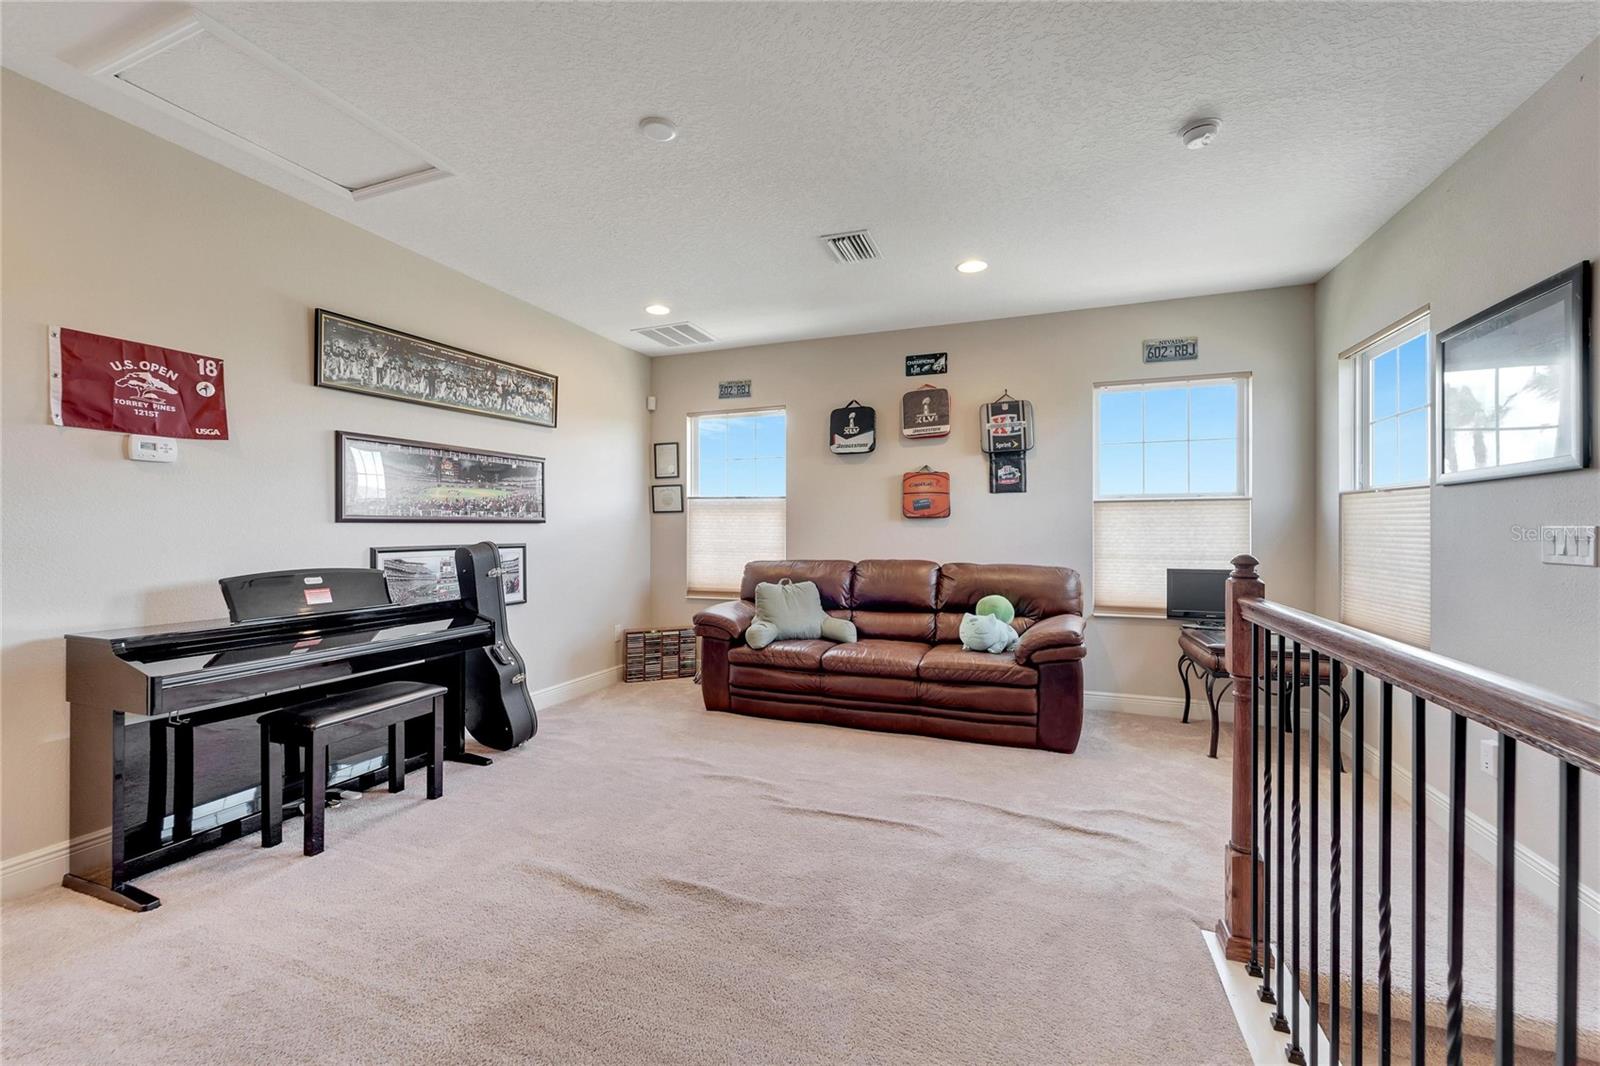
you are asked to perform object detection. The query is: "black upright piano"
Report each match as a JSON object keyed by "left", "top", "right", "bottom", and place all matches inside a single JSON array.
[{"left": 63, "top": 550, "right": 532, "bottom": 910}]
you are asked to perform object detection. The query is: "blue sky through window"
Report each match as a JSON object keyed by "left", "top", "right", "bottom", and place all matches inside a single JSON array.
[
  {"left": 695, "top": 410, "right": 786, "bottom": 497},
  {"left": 1367, "top": 333, "right": 1430, "bottom": 487},
  {"left": 1096, "top": 380, "right": 1242, "bottom": 497}
]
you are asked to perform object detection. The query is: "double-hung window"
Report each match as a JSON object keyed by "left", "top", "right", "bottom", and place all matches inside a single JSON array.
[
  {"left": 1340, "top": 312, "right": 1431, "bottom": 646},
  {"left": 686, "top": 407, "right": 786, "bottom": 597},
  {"left": 1091, "top": 374, "right": 1251, "bottom": 614}
]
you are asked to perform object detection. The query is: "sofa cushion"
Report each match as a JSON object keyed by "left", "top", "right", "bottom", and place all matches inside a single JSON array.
[
  {"left": 918, "top": 644, "right": 1038, "bottom": 687},
  {"left": 741, "top": 561, "right": 854, "bottom": 609},
  {"left": 853, "top": 559, "right": 938, "bottom": 609},
  {"left": 851, "top": 610, "right": 936, "bottom": 643},
  {"left": 729, "top": 665, "right": 823, "bottom": 695},
  {"left": 936, "top": 562, "right": 1083, "bottom": 618},
  {"left": 728, "top": 639, "right": 832, "bottom": 671},
  {"left": 916, "top": 681, "right": 1037, "bottom": 717},
  {"left": 821, "top": 639, "right": 929, "bottom": 679},
  {"left": 821, "top": 673, "right": 918, "bottom": 703}
]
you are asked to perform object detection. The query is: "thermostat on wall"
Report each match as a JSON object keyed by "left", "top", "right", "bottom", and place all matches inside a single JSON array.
[{"left": 127, "top": 435, "right": 177, "bottom": 463}]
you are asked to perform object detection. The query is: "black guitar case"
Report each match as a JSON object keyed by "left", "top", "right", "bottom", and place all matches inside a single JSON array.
[{"left": 455, "top": 542, "right": 538, "bottom": 750}]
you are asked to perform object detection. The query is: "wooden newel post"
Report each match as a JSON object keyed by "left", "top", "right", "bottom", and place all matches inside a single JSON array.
[{"left": 1216, "top": 553, "right": 1264, "bottom": 963}]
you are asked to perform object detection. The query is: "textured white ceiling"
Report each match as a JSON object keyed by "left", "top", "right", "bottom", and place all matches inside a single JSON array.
[{"left": 5, "top": 2, "right": 1597, "bottom": 354}]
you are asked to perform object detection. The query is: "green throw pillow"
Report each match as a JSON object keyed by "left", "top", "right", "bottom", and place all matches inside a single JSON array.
[
  {"left": 975, "top": 594, "right": 1015, "bottom": 624},
  {"left": 747, "top": 579, "right": 857, "bottom": 650}
]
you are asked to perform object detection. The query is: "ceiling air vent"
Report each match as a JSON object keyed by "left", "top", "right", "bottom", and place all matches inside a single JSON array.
[
  {"left": 821, "top": 230, "right": 880, "bottom": 264},
  {"left": 631, "top": 322, "right": 716, "bottom": 349}
]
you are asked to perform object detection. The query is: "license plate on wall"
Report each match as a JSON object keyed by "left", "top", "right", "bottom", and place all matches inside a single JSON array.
[{"left": 1142, "top": 337, "right": 1199, "bottom": 363}]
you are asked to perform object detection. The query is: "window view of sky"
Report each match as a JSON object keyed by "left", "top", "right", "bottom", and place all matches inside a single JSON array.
[
  {"left": 1369, "top": 334, "right": 1429, "bottom": 486},
  {"left": 1097, "top": 381, "right": 1241, "bottom": 496},
  {"left": 695, "top": 410, "right": 787, "bottom": 497}
]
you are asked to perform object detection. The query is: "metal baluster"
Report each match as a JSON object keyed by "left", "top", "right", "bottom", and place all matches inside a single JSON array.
[
  {"left": 1446, "top": 713, "right": 1467, "bottom": 1066},
  {"left": 1310, "top": 649, "right": 1321, "bottom": 1066},
  {"left": 1331, "top": 656, "right": 1343, "bottom": 1066},
  {"left": 1288, "top": 641, "right": 1305, "bottom": 1065},
  {"left": 1555, "top": 761, "right": 1579, "bottom": 1066},
  {"left": 1259, "top": 624, "right": 1278, "bottom": 1004},
  {"left": 1412, "top": 696, "right": 1427, "bottom": 1066},
  {"left": 1352, "top": 671, "right": 1366, "bottom": 1066},
  {"left": 1249, "top": 622, "right": 1264, "bottom": 979},
  {"left": 1274, "top": 633, "right": 1291, "bottom": 1034},
  {"left": 1378, "top": 682, "right": 1393, "bottom": 1066},
  {"left": 1494, "top": 737, "right": 1516, "bottom": 1066}
]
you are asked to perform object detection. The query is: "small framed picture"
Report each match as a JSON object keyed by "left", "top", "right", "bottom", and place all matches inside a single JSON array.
[
  {"left": 651, "top": 484, "right": 684, "bottom": 513},
  {"left": 653, "top": 441, "right": 680, "bottom": 479}
]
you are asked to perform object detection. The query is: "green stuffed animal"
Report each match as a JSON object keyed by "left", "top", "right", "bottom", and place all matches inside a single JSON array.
[
  {"left": 960, "top": 594, "right": 1019, "bottom": 654},
  {"left": 975, "top": 594, "right": 1015, "bottom": 623}
]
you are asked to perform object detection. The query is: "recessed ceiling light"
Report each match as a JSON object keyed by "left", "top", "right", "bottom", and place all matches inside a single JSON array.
[
  {"left": 956, "top": 259, "right": 988, "bottom": 274},
  {"left": 1180, "top": 118, "right": 1221, "bottom": 150},
  {"left": 645, "top": 303, "right": 672, "bottom": 316},
  {"left": 637, "top": 116, "right": 677, "bottom": 143}
]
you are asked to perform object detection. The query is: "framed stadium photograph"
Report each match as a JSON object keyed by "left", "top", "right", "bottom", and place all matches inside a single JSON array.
[
  {"left": 336, "top": 431, "right": 546, "bottom": 523},
  {"left": 315, "top": 309, "right": 558, "bottom": 428},
  {"left": 370, "top": 543, "right": 528, "bottom": 606}
]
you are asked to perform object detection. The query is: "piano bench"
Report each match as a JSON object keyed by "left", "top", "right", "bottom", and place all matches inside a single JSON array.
[{"left": 259, "top": 681, "right": 447, "bottom": 857}]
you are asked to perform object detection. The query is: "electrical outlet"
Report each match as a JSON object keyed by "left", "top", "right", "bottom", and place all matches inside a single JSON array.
[
  {"left": 1540, "top": 525, "right": 1597, "bottom": 566},
  {"left": 1480, "top": 736, "right": 1499, "bottom": 777},
  {"left": 613, "top": 624, "right": 624, "bottom": 641}
]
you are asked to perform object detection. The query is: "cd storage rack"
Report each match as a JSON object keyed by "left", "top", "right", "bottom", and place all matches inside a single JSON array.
[{"left": 623, "top": 626, "right": 698, "bottom": 682}]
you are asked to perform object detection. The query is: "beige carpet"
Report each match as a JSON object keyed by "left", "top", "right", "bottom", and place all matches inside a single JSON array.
[{"left": 1, "top": 680, "right": 1248, "bottom": 1065}]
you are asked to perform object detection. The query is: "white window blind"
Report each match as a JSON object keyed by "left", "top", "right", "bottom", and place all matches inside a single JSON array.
[
  {"left": 1340, "top": 487, "right": 1431, "bottom": 647},
  {"left": 1092, "top": 498, "right": 1251, "bottom": 613},
  {"left": 685, "top": 497, "right": 786, "bottom": 598}
]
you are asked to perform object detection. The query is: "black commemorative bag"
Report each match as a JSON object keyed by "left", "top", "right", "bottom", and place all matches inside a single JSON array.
[{"left": 828, "top": 400, "right": 876, "bottom": 454}]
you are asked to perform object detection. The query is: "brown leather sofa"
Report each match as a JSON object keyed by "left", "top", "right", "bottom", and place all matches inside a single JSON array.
[{"left": 693, "top": 560, "right": 1087, "bottom": 752}]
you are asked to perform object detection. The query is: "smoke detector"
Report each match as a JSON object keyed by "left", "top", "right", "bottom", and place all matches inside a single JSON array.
[{"left": 1181, "top": 119, "right": 1221, "bottom": 150}]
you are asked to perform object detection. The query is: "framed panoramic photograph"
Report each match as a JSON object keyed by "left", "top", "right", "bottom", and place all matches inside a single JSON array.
[
  {"left": 653, "top": 441, "right": 680, "bottom": 479},
  {"left": 651, "top": 484, "right": 684, "bottom": 513},
  {"left": 315, "top": 309, "right": 558, "bottom": 428},
  {"left": 1437, "top": 261, "right": 1591, "bottom": 485},
  {"left": 336, "top": 431, "right": 545, "bottom": 523},
  {"left": 370, "top": 543, "right": 528, "bottom": 606}
]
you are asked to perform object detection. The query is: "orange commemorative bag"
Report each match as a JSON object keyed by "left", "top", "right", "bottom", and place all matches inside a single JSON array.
[{"left": 901, "top": 468, "right": 951, "bottom": 519}]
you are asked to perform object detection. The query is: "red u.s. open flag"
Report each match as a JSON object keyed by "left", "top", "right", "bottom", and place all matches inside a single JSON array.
[{"left": 50, "top": 326, "right": 229, "bottom": 440}]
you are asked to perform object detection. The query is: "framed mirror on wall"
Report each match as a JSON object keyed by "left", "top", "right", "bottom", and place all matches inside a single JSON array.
[{"left": 1437, "top": 261, "right": 1591, "bottom": 485}]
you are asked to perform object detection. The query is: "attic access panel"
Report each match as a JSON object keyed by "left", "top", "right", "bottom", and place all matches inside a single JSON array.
[{"left": 81, "top": 11, "right": 450, "bottom": 201}]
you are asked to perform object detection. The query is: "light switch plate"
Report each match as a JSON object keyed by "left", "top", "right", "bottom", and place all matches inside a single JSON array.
[
  {"left": 1540, "top": 525, "right": 1597, "bottom": 566},
  {"left": 127, "top": 435, "right": 177, "bottom": 463}
]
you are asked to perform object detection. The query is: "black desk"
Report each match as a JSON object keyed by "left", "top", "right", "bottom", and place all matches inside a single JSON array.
[{"left": 1177, "top": 625, "right": 1350, "bottom": 761}]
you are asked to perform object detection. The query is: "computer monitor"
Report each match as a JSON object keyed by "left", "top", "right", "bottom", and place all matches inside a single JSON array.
[{"left": 1166, "top": 568, "right": 1229, "bottom": 623}]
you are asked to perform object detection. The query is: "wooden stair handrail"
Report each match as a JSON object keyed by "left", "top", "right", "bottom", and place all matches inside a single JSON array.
[{"left": 1239, "top": 598, "right": 1600, "bottom": 777}]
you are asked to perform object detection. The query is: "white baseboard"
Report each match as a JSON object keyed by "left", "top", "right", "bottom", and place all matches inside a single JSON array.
[
  {"left": 1335, "top": 717, "right": 1600, "bottom": 939},
  {"left": 533, "top": 665, "right": 621, "bottom": 708},
  {"left": 1087, "top": 689, "right": 1232, "bottom": 722},
  {"left": 0, "top": 828, "right": 112, "bottom": 901},
  {"left": 0, "top": 666, "right": 625, "bottom": 902}
]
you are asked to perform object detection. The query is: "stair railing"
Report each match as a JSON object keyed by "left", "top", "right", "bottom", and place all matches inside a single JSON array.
[{"left": 1215, "top": 554, "right": 1597, "bottom": 1066}]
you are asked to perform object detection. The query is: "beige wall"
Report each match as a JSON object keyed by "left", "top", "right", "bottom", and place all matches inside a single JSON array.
[
  {"left": 1313, "top": 41, "right": 1599, "bottom": 890},
  {"left": 0, "top": 74, "right": 652, "bottom": 877},
  {"left": 648, "top": 285, "right": 1318, "bottom": 702}
]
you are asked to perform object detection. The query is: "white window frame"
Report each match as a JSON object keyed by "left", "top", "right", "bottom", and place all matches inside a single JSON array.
[
  {"left": 1352, "top": 312, "right": 1432, "bottom": 491},
  {"left": 684, "top": 406, "right": 787, "bottom": 600},
  {"left": 1338, "top": 309, "right": 1433, "bottom": 648},
  {"left": 686, "top": 405, "right": 787, "bottom": 500},
  {"left": 1091, "top": 372, "right": 1252, "bottom": 502}
]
